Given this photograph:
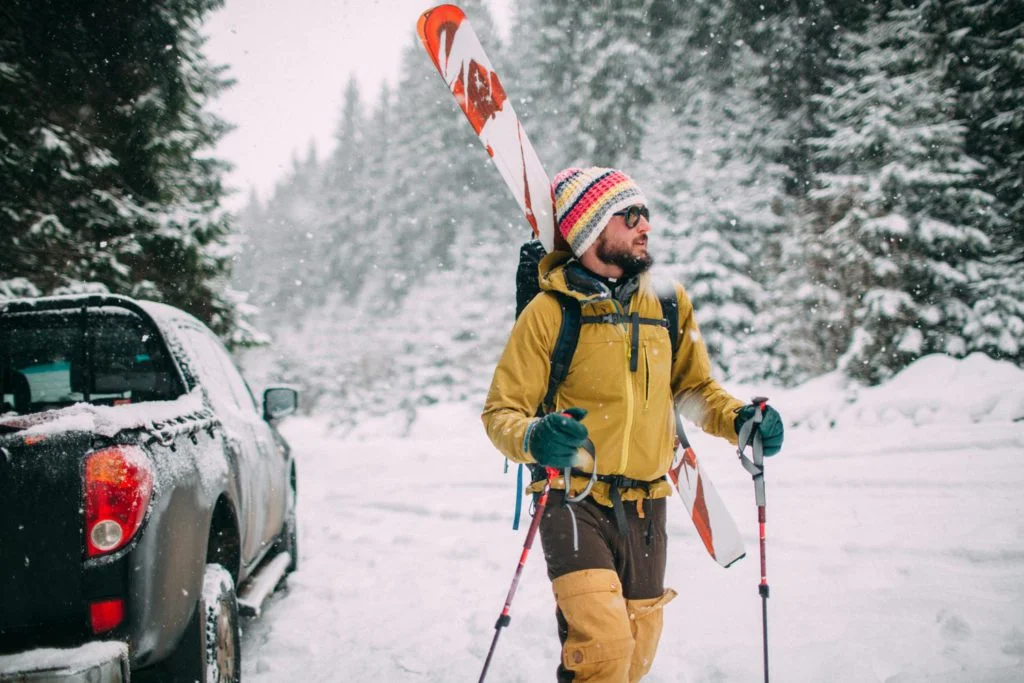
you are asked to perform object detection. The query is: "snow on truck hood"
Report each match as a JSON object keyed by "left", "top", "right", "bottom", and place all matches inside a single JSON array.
[{"left": 0, "top": 389, "right": 206, "bottom": 438}]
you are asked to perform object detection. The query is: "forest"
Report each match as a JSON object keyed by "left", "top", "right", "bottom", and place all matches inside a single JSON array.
[{"left": 2, "top": 0, "right": 1022, "bottom": 429}]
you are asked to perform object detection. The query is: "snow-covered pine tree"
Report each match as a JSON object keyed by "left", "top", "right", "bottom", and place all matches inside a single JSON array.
[
  {"left": 933, "top": 0, "right": 1024, "bottom": 239},
  {"left": 640, "top": 89, "right": 766, "bottom": 380},
  {"left": 245, "top": 143, "right": 327, "bottom": 327},
  {"left": 320, "top": 76, "right": 371, "bottom": 298},
  {"left": 505, "top": 1, "right": 587, "bottom": 170},
  {"left": 637, "top": 0, "right": 787, "bottom": 382},
  {"left": 810, "top": 3, "right": 999, "bottom": 384},
  {"left": 359, "top": 26, "right": 481, "bottom": 307},
  {"left": 929, "top": 0, "right": 1024, "bottom": 366},
  {"left": 717, "top": 1, "right": 874, "bottom": 384},
  {"left": 572, "top": 1, "right": 658, "bottom": 166},
  {"left": 0, "top": 0, "right": 244, "bottom": 339},
  {"left": 738, "top": 2, "right": 871, "bottom": 195}
]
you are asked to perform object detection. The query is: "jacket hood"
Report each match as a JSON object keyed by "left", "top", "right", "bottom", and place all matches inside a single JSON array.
[{"left": 537, "top": 250, "right": 647, "bottom": 305}]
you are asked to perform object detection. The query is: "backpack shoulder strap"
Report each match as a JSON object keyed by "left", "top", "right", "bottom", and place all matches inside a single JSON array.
[
  {"left": 540, "top": 291, "right": 581, "bottom": 415},
  {"left": 656, "top": 282, "right": 680, "bottom": 359},
  {"left": 540, "top": 284, "right": 679, "bottom": 413}
]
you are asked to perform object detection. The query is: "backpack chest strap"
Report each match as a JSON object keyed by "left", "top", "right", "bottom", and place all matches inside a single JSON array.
[{"left": 580, "top": 312, "right": 669, "bottom": 372}]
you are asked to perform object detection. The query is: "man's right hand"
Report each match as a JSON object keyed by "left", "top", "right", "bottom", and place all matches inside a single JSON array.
[{"left": 527, "top": 407, "right": 589, "bottom": 469}]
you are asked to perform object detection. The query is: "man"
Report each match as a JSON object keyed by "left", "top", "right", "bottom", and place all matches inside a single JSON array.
[{"left": 482, "top": 167, "right": 784, "bottom": 682}]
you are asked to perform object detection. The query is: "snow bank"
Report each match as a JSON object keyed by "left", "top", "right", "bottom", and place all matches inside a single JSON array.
[{"left": 734, "top": 353, "right": 1024, "bottom": 431}]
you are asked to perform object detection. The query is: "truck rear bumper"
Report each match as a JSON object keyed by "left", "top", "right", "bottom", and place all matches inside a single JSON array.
[{"left": 0, "top": 642, "right": 129, "bottom": 683}]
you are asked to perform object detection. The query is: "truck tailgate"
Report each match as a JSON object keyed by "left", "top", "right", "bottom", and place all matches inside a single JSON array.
[{"left": 0, "top": 431, "right": 93, "bottom": 646}]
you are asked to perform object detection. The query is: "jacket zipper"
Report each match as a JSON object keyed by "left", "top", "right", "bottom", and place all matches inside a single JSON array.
[
  {"left": 614, "top": 298, "right": 634, "bottom": 473},
  {"left": 643, "top": 343, "right": 650, "bottom": 412}
]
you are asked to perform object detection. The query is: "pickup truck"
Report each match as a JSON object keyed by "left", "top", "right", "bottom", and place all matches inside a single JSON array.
[{"left": 0, "top": 294, "right": 299, "bottom": 682}]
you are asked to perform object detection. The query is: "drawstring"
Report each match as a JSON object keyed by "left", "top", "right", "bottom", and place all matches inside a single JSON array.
[
  {"left": 567, "top": 505, "right": 580, "bottom": 551},
  {"left": 562, "top": 464, "right": 597, "bottom": 552}
]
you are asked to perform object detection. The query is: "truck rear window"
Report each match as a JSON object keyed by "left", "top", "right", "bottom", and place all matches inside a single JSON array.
[{"left": 0, "top": 306, "right": 185, "bottom": 414}]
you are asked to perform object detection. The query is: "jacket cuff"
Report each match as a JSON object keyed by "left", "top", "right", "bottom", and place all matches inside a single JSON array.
[{"left": 522, "top": 417, "right": 540, "bottom": 457}]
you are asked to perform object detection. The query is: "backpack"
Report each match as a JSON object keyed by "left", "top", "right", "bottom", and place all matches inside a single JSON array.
[
  {"left": 509, "top": 240, "right": 681, "bottom": 527},
  {"left": 515, "top": 239, "right": 681, "bottom": 412}
]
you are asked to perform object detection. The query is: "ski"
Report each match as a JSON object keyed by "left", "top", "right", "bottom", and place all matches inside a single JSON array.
[
  {"left": 417, "top": 4, "right": 556, "bottom": 251},
  {"left": 418, "top": 3, "right": 745, "bottom": 569},
  {"left": 669, "top": 408, "right": 746, "bottom": 568}
]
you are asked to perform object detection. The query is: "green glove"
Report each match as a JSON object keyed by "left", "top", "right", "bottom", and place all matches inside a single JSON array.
[
  {"left": 734, "top": 404, "right": 784, "bottom": 456},
  {"left": 526, "top": 407, "right": 588, "bottom": 469}
]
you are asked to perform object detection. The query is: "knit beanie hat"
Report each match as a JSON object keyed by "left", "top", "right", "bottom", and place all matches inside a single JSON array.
[{"left": 552, "top": 167, "right": 647, "bottom": 257}]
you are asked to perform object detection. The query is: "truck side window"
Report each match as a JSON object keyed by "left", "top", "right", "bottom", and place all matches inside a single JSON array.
[
  {"left": 180, "top": 328, "right": 243, "bottom": 415},
  {"left": 205, "top": 333, "right": 259, "bottom": 416}
]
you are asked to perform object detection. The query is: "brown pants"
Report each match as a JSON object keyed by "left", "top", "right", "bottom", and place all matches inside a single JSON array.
[{"left": 539, "top": 491, "right": 676, "bottom": 682}]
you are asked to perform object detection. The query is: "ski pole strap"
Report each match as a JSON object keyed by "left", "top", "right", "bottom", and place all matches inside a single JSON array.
[{"left": 737, "top": 398, "right": 768, "bottom": 506}]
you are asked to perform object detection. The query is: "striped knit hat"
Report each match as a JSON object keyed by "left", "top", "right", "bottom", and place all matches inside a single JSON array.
[{"left": 552, "top": 167, "right": 647, "bottom": 257}]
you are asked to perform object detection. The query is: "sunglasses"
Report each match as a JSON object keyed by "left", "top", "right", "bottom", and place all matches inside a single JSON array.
[{"left": 612, "top": 205, "right": 650, "bottom": 229}]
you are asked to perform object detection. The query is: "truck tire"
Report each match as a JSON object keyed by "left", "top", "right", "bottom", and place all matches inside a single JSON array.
[{"left": 163, "top": 563, "right": 241, "bottom": 682}]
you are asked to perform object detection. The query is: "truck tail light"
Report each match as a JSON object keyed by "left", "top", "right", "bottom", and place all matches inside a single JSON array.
[
  {"left": 84, "top": 445, "right": 153, "bottom": 558},
  {"left": 90, "top": 598, "right": 125, "bottom": 633}
]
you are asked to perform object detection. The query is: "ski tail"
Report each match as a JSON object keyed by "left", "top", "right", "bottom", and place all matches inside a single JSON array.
[
  {"left": 417, "top": 4, "right": 556, "bottom": 251},
  {"left": 669, "top": 411, "right": 746, "bottom": 568}
]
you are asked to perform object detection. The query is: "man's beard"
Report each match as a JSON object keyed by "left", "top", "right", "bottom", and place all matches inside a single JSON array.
[{"left": 597, "top": 239, "right": 654, "bottom": 279}]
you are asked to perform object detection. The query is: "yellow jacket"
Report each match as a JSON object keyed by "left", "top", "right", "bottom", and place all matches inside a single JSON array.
[{"left": 481, "top": 251, "right": 744, "bottom": 506}]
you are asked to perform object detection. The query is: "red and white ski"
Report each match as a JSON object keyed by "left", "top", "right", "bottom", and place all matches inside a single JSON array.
[
  {"left": 417, "top": 4, "right": 556, "bottom": 251},
  {"left": 418, "top": 4, "right": 745, "bottom": 569},
  {"left": 669, "top": 409, "right": 746, "bottom": 568}
]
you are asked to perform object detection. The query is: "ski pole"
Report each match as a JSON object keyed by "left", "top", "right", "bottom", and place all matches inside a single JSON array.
[
  {"left": 736, "top": 396, "right": 771, "bottom": 683},
  {"left": 478, "top": 464, "right": 558, "bottom": 683}
]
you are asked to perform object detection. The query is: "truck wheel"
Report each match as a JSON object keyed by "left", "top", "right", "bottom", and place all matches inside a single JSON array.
[{"left": 164, "top": 563, "right": 240, "bottom": 682}]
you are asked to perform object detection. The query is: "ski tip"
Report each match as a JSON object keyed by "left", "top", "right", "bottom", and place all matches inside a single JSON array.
[
  {"left": 417, "top": 4, "right": 466, "bottom": 39},
  {"left": 417, "top": 5, "right": 467, "bottom": 71}
]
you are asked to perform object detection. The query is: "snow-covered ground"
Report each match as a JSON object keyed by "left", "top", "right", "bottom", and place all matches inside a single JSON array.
[{"left": 242, "top": 354, "right": 1024, "bottom": 682}]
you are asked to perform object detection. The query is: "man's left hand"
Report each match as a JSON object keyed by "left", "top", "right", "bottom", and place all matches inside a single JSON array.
[{"left": 734, "top": 404, "right": 784, "bottom": 457}]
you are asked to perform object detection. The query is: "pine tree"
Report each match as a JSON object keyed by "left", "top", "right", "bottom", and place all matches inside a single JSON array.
[
  {"left": 572, "top": 1, "right": 658, "bottom": 166},
  {"left": 506, "top": 1, "right": 587, "bottom": 170},
  {"left": 810, "top": 4, "right": 998, "bottom": 384},
  {"left": 254, "top": 142, "right": 325, "bottom": 326},
  {"left": 637, "top": 0, "right": 788, "bottom": 381},
  {"left": 321, "top": 76, "right": 370, "bottom": 296},
  {"left": 931, "top": 0, "right": 1024, "bottom": 238},
  {"left": 927, "top": 0, "right": 1024, "bottom": 365},
  {"left": 0, "top": 0, "right": 244, "bottom": 339}
]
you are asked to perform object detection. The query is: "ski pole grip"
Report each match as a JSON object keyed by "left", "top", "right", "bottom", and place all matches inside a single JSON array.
[
  {"left": 557, "top": 409, "right": 595, "bottom": 469},
  {"left": 751, "top": 396, "right": 770, "bottom": 419}
]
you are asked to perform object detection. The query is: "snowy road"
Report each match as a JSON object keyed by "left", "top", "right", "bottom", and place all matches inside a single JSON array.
[{"left": 241, "top": 403, "right": 1024, "bottom": 682}]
